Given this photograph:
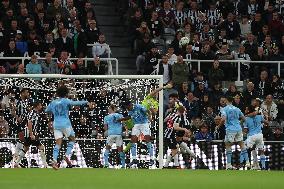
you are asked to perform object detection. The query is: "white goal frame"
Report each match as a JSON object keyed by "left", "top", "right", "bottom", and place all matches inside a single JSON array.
[{"left": 0, "top": 74, "right": 164, "bottom": 169}]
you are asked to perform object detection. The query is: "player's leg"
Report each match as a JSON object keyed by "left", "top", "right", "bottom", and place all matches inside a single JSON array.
[
  {"left": 104, "top": 135, "right": 115, "bottom": 168},
  {"left": 164, "top": 138, "right": 179, "bottom": 168},
  {"left": 14, "top": 128, "right": 25, "bottom": 163},
  {"left": 237, "top": 130, "right": 249, "bottom": 168},
  {"left": 52, "top": 129, "right": 63, "bottom": 170},
  {"left": 143, "top": 123, "right": 155, "bottom": 166},
  {"left": 128, "top": 124, "right": 139, "bottom": 166},
  {"left": 62, "top": 127, "right": 76, "bottom": 167},
  {"left": 259, "top": 149, "right": 266, "bottom": 170},
  {"left": 116, "top": 136, "right": 125, "bottom": 168},
  {"left": 14, "top": 138, "right": 30, "bottom": 168},
  {"left": 256, "top": 134, "right": 266, "bottom": 170},
  {"left": 37, "top": 143, "right": 48, "bottom": 168}
]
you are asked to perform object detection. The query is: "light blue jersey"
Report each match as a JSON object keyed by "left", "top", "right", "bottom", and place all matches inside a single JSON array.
[
  {"left": 221, "top": 104, "right": 244, "bottom": 132},
  {"left": 104, "top": 113, "right": 124, "bottom": 135},
  {"left": 128, "top": 104, "right": 148, "bottom": 124},
  {"left": 244, "top": 115, "right": 264, "bottom": 137},
  {"left": 45, "top": 98, "right": 88, "bottom": 129}
]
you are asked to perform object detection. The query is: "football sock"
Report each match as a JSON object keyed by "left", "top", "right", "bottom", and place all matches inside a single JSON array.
[
  {"left": 130, "top": 143, "right": 137, "bottom": 159},
  {"left": 66, "top": 141, "right": 75, "bottom": 156},
  {"left": 260, "top": 155, "right": 266, "bottom": 169},
  {"left": 124, "top": 143, "right": 132, "bottom": 153},
  {"left": 53, "top": 144, "right": 60, "bottom": 161},
  {"left": 119, "top": 152, "right": 126, "bottom": 167},
  {"left": 104, "top": 149, "right": 110, "bottom": 166},
  {"left": 226, "top": 149, "right": 232, "bottom": 164}
]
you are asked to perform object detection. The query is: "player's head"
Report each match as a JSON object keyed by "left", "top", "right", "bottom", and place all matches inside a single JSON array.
[
  {"left": 108, "top": 104, "right": 117, "bottom": 113},
  {"left": 56, "top": 85, "right": 69, "bottom": 98},
  {"left": 33, "top": 101, "right": 42, "bottom": 111},
  {"left": 20, "top": 88, "right": 29, "bottom": 99},
  {"left": 226, "top": 96, "right": 234, "bottom": 104},
  {"left": 168, "top": 93, "right": 179, "bottom": 107},
  {"left": 124, "top": 100, "right": 133, "bottom": 111},
  {"left": 246, "top": 105, "right": 255, "bottom": 115}
]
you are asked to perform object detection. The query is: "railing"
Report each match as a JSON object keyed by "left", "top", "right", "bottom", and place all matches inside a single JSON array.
[
  {"left": 154, "top": 59, "right": 284, "bottom": 81},
  {"left": 0, "top": 57, "right": 119, "bottom": 75}
]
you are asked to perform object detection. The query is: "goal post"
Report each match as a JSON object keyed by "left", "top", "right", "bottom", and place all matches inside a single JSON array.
[{"left": 0, "top": 74, "right": 164, "bottom": 169}]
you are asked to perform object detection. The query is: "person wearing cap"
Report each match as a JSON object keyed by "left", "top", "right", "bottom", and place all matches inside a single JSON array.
[{"left": 15, "top": 29, "right": 28, "bottom": 56}]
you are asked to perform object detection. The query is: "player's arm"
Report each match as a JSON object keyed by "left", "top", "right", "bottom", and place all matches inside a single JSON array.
[
  {"left": 116, "top": 116, "right": 131, "bottom": 122},
  {"left": 68, "top": 99, "right": 95, "bottom": 108},
  {"left": 27, "top": 119, "right": 35, "bottom": 140},
  {"left": 243, "top": 118, "right": 249, "bottom": 134},
  {"left": 173, "top": 123, "right": 189, "bottom": 132}
]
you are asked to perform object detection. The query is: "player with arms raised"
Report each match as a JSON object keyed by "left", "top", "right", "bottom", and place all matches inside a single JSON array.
[
  {"left": 103, "top": 104, "right": 126, "bottom": 168},
  {"left": 46, "top": 85, "right": 94, "bottom": 170},
  {"left": 216, "top": 96, "right": 249, "bottom": 170}
]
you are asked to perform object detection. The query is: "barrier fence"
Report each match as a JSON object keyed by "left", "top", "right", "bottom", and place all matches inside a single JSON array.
[
  {"left": 0, "top": 57, "right": 119, "bottom": 75},
  {"left": 153, "top": 59, "right": 284, "bottom": 81},
  {"left": 0, "top": 138, "right": 283, "bottom": 170}
]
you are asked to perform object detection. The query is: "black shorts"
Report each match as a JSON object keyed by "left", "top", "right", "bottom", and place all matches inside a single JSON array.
[
  {"left": 24, "top": 137, "right": 42, "bottom": 147},
  {"left": 166, "top": 138, "right": 177, "bottom": 149}
]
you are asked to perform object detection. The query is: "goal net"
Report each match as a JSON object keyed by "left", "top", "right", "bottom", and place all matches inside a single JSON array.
[{"left": 0, "top": 74, "right": 164, "bottom": 169}]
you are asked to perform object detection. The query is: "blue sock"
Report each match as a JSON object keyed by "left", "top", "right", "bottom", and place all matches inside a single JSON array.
[
  {"left": 104, "top": 149, "right": 110, "bottom": 166},
  {"left": 66, "top": 141, "right": 75, "bottom": 156},
  {"left": 146, "top": 142, "right": 154, "bottom": 159},
  {"left": 226, "top": 149, "right": 232, "bottom": 164},
  {"left": 119, "top": 152, "right": 126, "bottom": 167},
  {"left": 131, "top": 143, "right": 137, "bottom": 159},
  {"left": 240, "top": 151, "right": 244, "bottom": 163},
  {"left": 260, "top": 155, "right": 266, "bottom": 169},
  {"left": 53, "top": 144, "right": 60, "bottom": 161},
  {"left": 241, "top": 149, "right": 249, "bottom": 162}
]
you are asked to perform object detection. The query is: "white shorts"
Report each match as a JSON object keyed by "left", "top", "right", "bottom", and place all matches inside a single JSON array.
[
  {"left": 246, "top": 133, "right": 264, "bottom": 150},
  {"left": 132, "top": 123, "right": 150, "bottom": 136},
  {"left": 106, "top": 135, "right": 123, "bottom": 147},
  {"left": 224, "top": 131, "right": 243, "bottom": 143},
  {"left": 54, "top": 127, "right": 75, "bottom": 140}
]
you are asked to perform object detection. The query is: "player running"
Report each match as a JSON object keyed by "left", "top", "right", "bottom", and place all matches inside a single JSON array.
[
  {"left": 244, "top": 105, "right": 268, "bottom": 170},
  {"left": 216, "top": 96, "right": 249, "bottom": 170},
  {"left": 14, "top": 102, "right": 48, "bottom": 168},
  {"left": 103, "top": 104, "right": 126, "bottom": 168},
  {"left": 45, "top": 85, "right": 94, "bottom": 170}
]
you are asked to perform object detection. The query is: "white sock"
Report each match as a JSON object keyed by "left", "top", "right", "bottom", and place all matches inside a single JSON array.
[
  {"left": 173, "top": 154, "right": 179, "bottom": 166},
  {"left": 15, "top": 150, "right": 26, "bottom": 164},
  {"left": 251, "top": 150, "right": 258, "bottom": 165},
  {"left": 15, "top": 142, "right": 24, "bottom": 157},
  {"left": 165, "top": 154, "right": 173, "bottom": 167},
  {"left": 39, "top": 149, "right": 47, "bottom": 166},
  {"left": 180, "top": 142, "right": 196, "bottom": 158}
]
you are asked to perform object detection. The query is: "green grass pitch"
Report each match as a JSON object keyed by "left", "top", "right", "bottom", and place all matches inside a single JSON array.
[{"left": 0, "top": 169, "right": 283, "bottom": 189}]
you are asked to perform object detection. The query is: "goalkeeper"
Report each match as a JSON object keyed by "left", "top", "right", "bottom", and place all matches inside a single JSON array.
[{"left": 123, "top": 83, "right": 172, "bottom": 152}]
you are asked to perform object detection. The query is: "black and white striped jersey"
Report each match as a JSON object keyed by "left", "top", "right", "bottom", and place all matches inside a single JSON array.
[
  {"left": 164, "top": 112, "right": 190, "bottom": 139},
  {"left": 16, "top": 99, "right": 30, "bottom": 122},
  {"left": 187, "top": 10, "right": 199, "bottom": 25},
  {"left": 206, "top": 9, "right": 221, "bottom": 26},
  {"left": 174, "top": 10, "right": 187, "bottom": 27},
  {"left": 26, "top": 110, "right": 40, "bottom": 137}
]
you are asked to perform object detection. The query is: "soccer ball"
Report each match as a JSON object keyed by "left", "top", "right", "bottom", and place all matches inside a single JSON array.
[{"left": 179, "top": 37, "right": 190, "bottom": 47}]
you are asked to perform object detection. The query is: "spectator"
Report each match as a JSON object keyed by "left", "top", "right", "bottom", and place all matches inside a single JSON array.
[
  {"left": 157, "top": 54, "right": 172, "bottom": 85},
  {"left": 254, "top": 70, "right": 272, "bottom": 99},
  {"left": 46, "top": 0, "right": 69, "bottom": 20},
  {"left": 201, "top": 106, "right": 217, "bottom": 134},
  {"left": 243, "top": 82, "right": 258, "bottom": 106},
  {"left": 92, "top": 34, "right": 110, "bottom": 58},
  {"left": 199, "top": 44, "right": 215, "bottom": 64},
  {"left": 147, "top": 10, "right": 163, "bottom": 39},
  {"left": 243, "top": 33, "right": 258, "bottom": 60},
  {"left": 240, "top": 15, "right": 251, "bottom": 39},
  {"left": 214, "top": 28, "right": 229, "bottom": 50},
  {"left": 88, "top": 57, "right": 106, "bottom": 75},
  {"left": 191, "top": 72, "right": 208, "bottom": 91},
  {"left": 193, "top": 81, "right": 208, "bottom": 101},
  {"left": 26, "top": 55, "right": 42, "bottom": 74},
  {"left": 233, "top": 94, "right": 245, "bottom": 113},
  {"left": 251, "top": 12, "right": 264, "bottom": 37},
  {"left": 199, "top": 94, "right": 211, "bottom": 113},
  {"left": 42, "top": 31, "right": 55, "bottom": 54},
  {"left": 208, "top": 59, "right": 224, "bottom": 87},
  {"left": 86, "top": 19, "right": 100, "bottom": 44},
  {"left": 195, "top": 124, "right": 213, "bottom": 141},
  {"left": 233, "top": 45, "right": 251, "bottom": 80},
  {"left": 74, "top": 58, "right": 88, "bottom": 75},
  {"left": 128, "top": 9, "right": 143, "bottom": 52},
  {"left": 3, "top": 40, "right": 21, "bottom": 74},
  {"left": 183, "top": 23, "right": 193, "bottom": 41},
  {"left": 178, "top": 81, "right": 190, "bottom": 102},
  {"left": 158, "top": 0, "right": 175, "bottom": 29},
  {"left": 173, "top": 1, "right": 187, "bottom": 29},
  {"left": 136, "top": 21, "right": 151, "bottom": 40},
  {"left": 183, "top": 91, "right": 199, "bottom": 120},
  {"left": 17, "top": 64, "right": 25, "bottom": 74},
  {"left": 74, "top": 22, "right": 88, "bottom": 57},
  {"left": 143, "top": 44, "right": 161, "bottom": 75},
  {"left": 271, "top": 74, "right": 283, "bottom": 100},
  {"left": 55, "top": 28, "right": 74, "bottom": 56},
  {"left": 270, "top": 127, "right": 284, "bottom": 141},
  {"left": 279, "top": 35, "right": 284, "bottom": 56},
  {"left": 215, "top": 42, "right": 233, "bottom": 79},
  {"left": 261, "top": 94, "right": 278, "bottom": 121},
  {"left": 41, "top": 53, "right": 59, "bottom": 74},
  {"left": 170, "top": 31, "right": 183, "bottom": 55},
  {"left": 268, "top": 11, "right": 284, "bottom": 40},
  {"left": 57, "top": 50, "right": 74, "bottom": 73},
  {"left": 27, "top": 30, "right": 43, "bottom": 56},
  {"left": 135, "top": 34, "right": 154, "bottom": 74},
  {"left": 0, "top": 113, "right": 9, "bottom": 138},
  {"left": 15, "top": 30, "right": 28, "bottom": 56},
  {"left": 210, "top": 82, "right": 224, "bottom": 106},
  {"left": 219, "top": 12, "right": 241, "bottom": 40},
  {"left": 225, "top": 84, "right": 242, "bottom": 99},
  {"left": 172, "top": 55, "right": 189, "bottom": 88},
  {"left": 166, "top": 45, "right": 177, "bottom": 65}
]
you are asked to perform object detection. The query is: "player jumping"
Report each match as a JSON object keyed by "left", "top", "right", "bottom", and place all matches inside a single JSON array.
[
  {"left": 103, "top": 104, "right": 126, "bottom": 168},
  {"left": 14, "top": 102, "right": 48, "bottom": 168},
  {"left": 216, "top": 96, "right": 249, "bottom": 170},
  {"left": 45, "top": 85, "right": 94, "bottom": 170}
]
